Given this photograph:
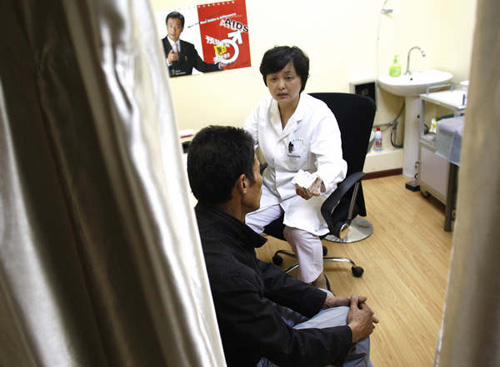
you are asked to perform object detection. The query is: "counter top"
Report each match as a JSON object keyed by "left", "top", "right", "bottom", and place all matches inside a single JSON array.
[{"left": 420, "top": 89, "right": 467, "bottom": 112}]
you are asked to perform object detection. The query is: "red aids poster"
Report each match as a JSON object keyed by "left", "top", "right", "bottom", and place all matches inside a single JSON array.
[
  {"left": 197, "top": 1, "right": 251, "bottom": 71},
  {"left": 157, "top": 0, "right": 251, "bottom": 78}
]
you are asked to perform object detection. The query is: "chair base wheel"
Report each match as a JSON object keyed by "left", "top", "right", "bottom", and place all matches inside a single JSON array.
[
  {"left": 352, "top": 266, "right": 364, "bottom": 277},
  {"left": 272, "top": 254, "right": 283, "bottom": 266}
]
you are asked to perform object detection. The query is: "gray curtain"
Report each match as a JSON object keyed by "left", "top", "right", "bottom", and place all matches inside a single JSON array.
[
  {"left": 434, "top": 0, "right": 500, "bottom": 365},
  {"left": 0, "top": 0, "right": 225, "bottom": 365}
]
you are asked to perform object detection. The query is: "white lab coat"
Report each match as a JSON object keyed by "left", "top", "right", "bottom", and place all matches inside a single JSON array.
[{"left": 244, "top": 93, "right": 347, "bottom": 235}]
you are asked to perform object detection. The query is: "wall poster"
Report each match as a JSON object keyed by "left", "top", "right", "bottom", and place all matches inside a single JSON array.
[{"left": 156, "top": 0, "right": 251, "bottom": 78}]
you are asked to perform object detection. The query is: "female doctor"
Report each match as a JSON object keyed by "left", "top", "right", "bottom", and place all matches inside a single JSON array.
[{"left": 244, "top": 46, "right": 347, "bottom": 285}]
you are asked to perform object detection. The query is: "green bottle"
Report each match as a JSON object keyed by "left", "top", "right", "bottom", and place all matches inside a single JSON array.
[{"left": 389, "top": 55, "right": 401, "bottom": 77}]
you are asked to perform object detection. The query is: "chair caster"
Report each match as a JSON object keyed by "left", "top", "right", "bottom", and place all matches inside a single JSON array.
[
  {"left": 272, "top": 254, "right": 283, "bottom": 266},
  {"left": 352, "top": 266, "right": 364, "bottom": 277}
]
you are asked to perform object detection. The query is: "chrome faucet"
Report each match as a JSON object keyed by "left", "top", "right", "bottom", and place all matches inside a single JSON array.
[{"left": 405, "top": 46, "right": 426, "bottom": 75}]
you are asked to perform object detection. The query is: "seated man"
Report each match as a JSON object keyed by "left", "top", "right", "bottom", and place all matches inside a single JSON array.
[{"left": 187, "top": 125, "right": 378, "bottom": 367}]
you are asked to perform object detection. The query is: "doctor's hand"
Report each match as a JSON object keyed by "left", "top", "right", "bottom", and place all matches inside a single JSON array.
[{"left": 295, "top": 177, "right": 322, "bottom": 200}]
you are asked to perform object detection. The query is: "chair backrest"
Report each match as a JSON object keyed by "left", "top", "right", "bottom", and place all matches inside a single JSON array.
[
  {"left": 309, "top": 93, "right": 376, "bottom": 175},
  {"left": 309, "top": 93, "right": 376, "bottom": 217}
]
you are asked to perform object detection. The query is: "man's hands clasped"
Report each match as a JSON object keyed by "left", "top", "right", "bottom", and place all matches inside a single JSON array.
[
  {"left": 347, "top": 294, "right": 379, "bottom": 343},
  {"left": 323, "top": 293, "right": 379, "bottom": 343}
]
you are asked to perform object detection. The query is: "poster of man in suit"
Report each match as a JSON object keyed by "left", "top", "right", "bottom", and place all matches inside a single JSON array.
[{"left": 157, "top": 0, "right": 251, "bottom": 78}]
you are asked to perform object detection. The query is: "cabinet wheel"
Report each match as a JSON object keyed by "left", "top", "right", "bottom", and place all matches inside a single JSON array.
[{"left": 421, "top": 190, "right": 431, "bottom": 199}]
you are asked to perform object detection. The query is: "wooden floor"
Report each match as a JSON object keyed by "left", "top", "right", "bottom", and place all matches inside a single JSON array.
[{"left": 256, "top": 175, "right": 453, "bottom": 367}]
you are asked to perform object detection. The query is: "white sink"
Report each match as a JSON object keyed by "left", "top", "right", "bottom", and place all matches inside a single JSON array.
[
  {"left": 377, "top": 69, "right": 453, "bottom": 178},
  {"left": 378, "top": 69, "right": 453, "bottom": 97}
]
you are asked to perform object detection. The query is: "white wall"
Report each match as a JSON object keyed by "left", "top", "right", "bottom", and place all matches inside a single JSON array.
[{"left": 151, "top": 0, "right": 476, "bottom": 167}]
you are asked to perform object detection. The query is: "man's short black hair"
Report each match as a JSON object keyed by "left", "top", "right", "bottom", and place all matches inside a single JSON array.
[
  {"left": 259, "top": 46, "right": 310, "bottom": 92},
  {"left": 166, "top": 11, "right": 185, "bottom": 28},
  {"left": 187, "top": 126, "right": 255, "bottom": 207}
]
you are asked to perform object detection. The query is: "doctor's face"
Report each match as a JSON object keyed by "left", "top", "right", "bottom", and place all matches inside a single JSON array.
[
  {"left": 265, "top": 61, "right": 302, "bottom": 108},
  {"left": 167, "top": 18, "right": 183, "bottom": 42}
]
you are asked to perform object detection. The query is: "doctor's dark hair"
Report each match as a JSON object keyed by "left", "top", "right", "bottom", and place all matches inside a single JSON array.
[
  {"left": 166, "top": 11, "right": 185, "bottom": 28},
  {"left": 187, "top": 126, "right": 256, "bottom": 207},
  {"left": 259, "top": 46, "right": 310, "bottom": 92}
]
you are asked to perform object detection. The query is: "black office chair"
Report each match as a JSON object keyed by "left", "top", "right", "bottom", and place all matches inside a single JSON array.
[{"left": 264, "top": 92, "right": 376, "bottom": 279}]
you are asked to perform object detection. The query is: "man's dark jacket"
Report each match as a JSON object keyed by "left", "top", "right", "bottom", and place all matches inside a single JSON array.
[
  {"left": 162, "top": 37, "right": 220, "bottom": 77},
  {"left": 195, "top": 203, "right": 352, "bottom": 367}
]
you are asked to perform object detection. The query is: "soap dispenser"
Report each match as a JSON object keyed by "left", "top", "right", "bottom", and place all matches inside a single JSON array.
[{"left": 389, "top": 55, "right": 401, "bottom": 77}]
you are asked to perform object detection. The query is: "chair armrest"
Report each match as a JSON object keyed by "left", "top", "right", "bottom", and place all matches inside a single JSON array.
[{"left": 321, "top": 171, "right": 365, "bottom": 230}]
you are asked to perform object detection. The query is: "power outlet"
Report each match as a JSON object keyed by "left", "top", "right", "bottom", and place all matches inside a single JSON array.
[{"left": 350, "top": 80, "right": 377, "bottom": 106}]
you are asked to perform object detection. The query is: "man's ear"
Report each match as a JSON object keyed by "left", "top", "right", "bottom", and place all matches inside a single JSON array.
[{"left": 236, "top": 173, "right": 247, "bottom": 193}]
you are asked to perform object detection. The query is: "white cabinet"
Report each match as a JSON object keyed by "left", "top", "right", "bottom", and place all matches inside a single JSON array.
[
  {"left": 419, "top": 135, "right": 450, "bottom": 202},
  {"left": 418, "top": 88, "right": 466, "bottom": 231}
]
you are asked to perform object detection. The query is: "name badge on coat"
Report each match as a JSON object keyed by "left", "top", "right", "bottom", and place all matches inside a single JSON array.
[{"left": 287, "top": 138, "right": 305, "bottom": 158}]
